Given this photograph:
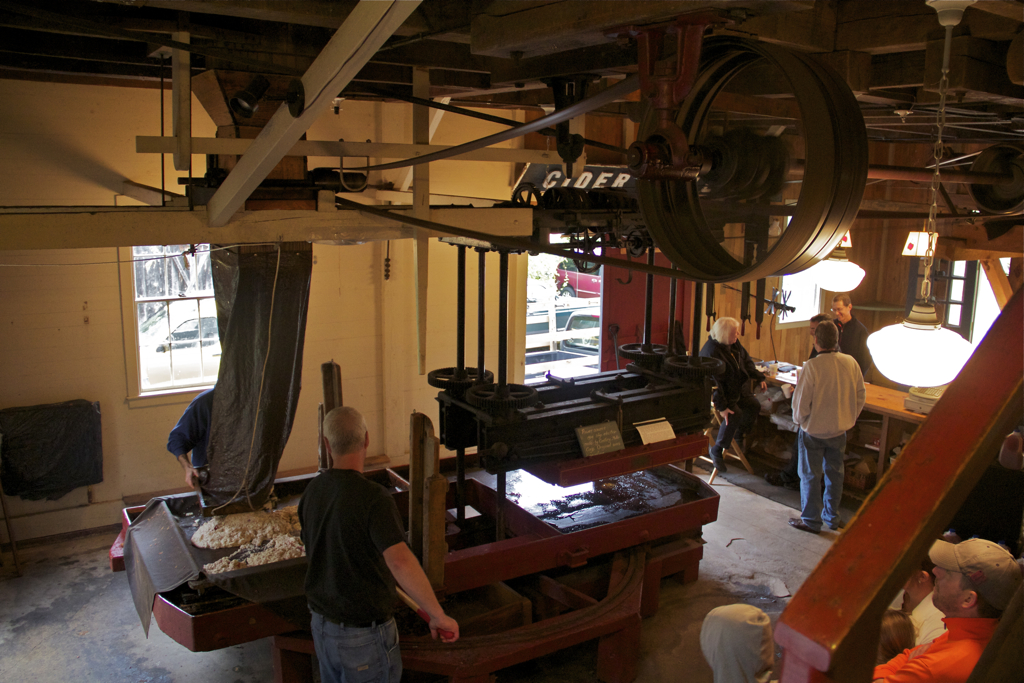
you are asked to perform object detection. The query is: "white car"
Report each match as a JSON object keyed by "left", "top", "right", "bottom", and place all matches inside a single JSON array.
[{"left": 143, "top": 316, "right": 221, "bottom": 388}]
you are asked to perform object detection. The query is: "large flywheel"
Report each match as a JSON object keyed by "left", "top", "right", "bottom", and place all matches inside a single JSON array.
[{"left": 635, "top": 37, "right": 868, "bottom": 283}]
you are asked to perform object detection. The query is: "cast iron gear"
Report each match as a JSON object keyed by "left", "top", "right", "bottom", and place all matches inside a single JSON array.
[
  {"left": 427, "top": 366, "right": 494, "bottom": 391},
  {"left": 465, "top": 383, "right": 540, "bottom": 412},
  {"left": 617, "top": 343, "right": 669, "bottom": 370},
  {"left": 663, "top": 355, "right": 725, "bottom": 379}
]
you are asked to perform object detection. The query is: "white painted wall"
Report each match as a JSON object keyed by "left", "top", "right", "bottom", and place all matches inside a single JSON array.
[{"left": 0, "top": 78, "right": 526, "bottom": 541}]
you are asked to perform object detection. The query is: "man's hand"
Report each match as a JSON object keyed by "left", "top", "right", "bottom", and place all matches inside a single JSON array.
[
  {"left": 429, "top": 614, "right": 459, "bottom": 643},
  {"left": 177, "top": 453, "right": 200, "bottom": 489},
  {"left": 759, "top": 381, "right": 767, "bottom": 391},
  {"left": 721, "top": 408, "right": 734, "bottom": 424}
]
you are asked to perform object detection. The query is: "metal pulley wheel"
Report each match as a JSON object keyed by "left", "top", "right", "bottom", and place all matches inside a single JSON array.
[
  {"left": 967, "top": 143, "right": 1024, "bottom": 215},
  {"left": 512, "top": 183, "right": 542, "bottom": 207},
  {"left": 663, "top": 355, "right": 725, "bottom": 379},
  {"left": 465, "top": 383, "right": 540, "bottom": 413},
  {"left": 427, "top": 366, "right": 494, "bottom": 392},
  {"left": 617, "top": 343, "right": 669, "bottom": 370},
  {"left": 635, "top": 37, "right": 868, "bottom": 283}
]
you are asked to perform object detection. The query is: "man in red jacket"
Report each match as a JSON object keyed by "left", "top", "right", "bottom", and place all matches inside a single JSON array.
[{"left": 873, "top": 538, "right": 1021, "bottom": 682}]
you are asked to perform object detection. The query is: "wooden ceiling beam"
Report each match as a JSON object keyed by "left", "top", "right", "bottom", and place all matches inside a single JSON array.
[
  {"left": 206, "top": 1, "right": 421, "bottom": 227},
  {"left": 723, "top": 0, "right": 836, "bottom": 52},
  {"left": 0, "top": 206, "right": 531, "bottom": 250},
  {"left": 471, "top": 1, "right": 813, "bottom": 59}
]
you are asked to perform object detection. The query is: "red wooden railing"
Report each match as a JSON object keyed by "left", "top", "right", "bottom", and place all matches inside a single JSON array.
[{"left": 776, "top": 288, "right": 1023, "bottom": 683}]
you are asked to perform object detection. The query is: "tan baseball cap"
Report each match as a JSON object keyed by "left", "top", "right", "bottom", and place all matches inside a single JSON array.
[{"left": 929, "top": 538, "right": 1023, "bottom": 611}]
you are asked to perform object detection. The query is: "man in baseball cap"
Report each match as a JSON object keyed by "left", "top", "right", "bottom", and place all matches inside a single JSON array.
[{"left": 874, "top": 538, "right": 1022, "bottom": 682}]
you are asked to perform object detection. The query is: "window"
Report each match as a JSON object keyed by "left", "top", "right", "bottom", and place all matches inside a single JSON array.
[
  {"left": 776, "top": 269, "right": 822, "bottom": 328},
  {"left": 131, "top": 245, "right": 220, "bottom": 392},
  {"left": 905, "top": 257, "right": 979, "bottom": 342}
]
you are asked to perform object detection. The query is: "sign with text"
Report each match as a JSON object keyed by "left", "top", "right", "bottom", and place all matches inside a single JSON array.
[
  {"left": 516, "top": 164, "right": 637, "bottom": 195},
  {"left": 634, "top": 418, "right": 676, "bottom": 445},
  {"left": 575, "top": 421, "right": 626, "bottom": 457}
]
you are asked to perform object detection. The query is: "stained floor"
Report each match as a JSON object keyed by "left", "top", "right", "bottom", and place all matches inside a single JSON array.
[{"left": 0, "top": 467, "right": 837, "bottom": 683}]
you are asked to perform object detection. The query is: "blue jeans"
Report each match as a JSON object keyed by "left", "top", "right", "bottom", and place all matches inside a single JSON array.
[
  {"left": 310, "top": 612, "right": 402, "bottom": 683},
  {"left": 712, "top": 392, "right": 760, "bottom": 456},
  {"left": 797, "top": 430, "right": 846, "bottom": 531}
]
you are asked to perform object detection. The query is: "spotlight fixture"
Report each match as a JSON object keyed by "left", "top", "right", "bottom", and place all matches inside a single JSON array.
[{"left": 229, "top": 75, "right": 271, "bottom": 119}]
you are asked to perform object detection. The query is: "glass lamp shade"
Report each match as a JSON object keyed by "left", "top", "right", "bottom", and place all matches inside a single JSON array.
[
  {"left": 866, "top": 304, "right": 975, "bottom": 387},
  {"left": 804, "top": 258, "right": 866, "bottom": 292}
]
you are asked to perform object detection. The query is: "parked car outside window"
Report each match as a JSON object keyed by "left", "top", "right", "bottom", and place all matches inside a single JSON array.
[
  {"left": 559, "top": 309, "right": 600, "bottom": 355},
  {"left": 555, "top": 259, "right": 601, "bottom": 298}
]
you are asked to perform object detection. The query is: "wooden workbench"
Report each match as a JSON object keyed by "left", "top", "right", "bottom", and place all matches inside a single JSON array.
[{"left": 771, "top": 369, "right": 927, "bottom": 482}]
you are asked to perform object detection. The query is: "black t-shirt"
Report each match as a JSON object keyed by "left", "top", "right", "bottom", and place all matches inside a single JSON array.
[{"left": 299, "top": 469, "right": 407, "bottom": 623}]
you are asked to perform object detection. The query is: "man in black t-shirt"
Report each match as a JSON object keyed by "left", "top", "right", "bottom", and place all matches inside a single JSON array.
[{"left": 299, "top": 407, "right": 458, "bottom": 683}]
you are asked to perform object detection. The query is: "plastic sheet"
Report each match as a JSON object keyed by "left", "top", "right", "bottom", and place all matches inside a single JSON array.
[
  {"left": 203, "top": 246, "right": 312, "bottom": 512},
  {"left": 0, "top": 399, "right": 102, "bottom": 500}
]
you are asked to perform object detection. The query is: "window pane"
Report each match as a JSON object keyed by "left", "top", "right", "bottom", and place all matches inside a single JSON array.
[
  {"left": 138, "top": 301, "right": 171, "bottom": 391},
  {"left": 953, "top": 261, "right": 966, "bottom": 277},
  {"left": 947, "top": 303, "right": 961, "bottom": 326},
  {"left": 198, "top": 298, "right": 222, "bottom": 382},
  {"left": 167, "top": 299, "right": 202, "bottom": 383},
  {"left": 950, "top": 279, "right": 964, "bottom": 302},
  {"left": 133, "top": 245, "right": 173, "bottom": 299},
  {"left": 778, "top": 269, "right": 820, "bottom": 324}
]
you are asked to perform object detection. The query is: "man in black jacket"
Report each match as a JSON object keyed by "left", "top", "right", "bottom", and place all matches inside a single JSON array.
[
  {"left": 831, "top": 293, "right": 872, "bottom": 376},
  {"left": 700, "top": 317, "right": 767, "bottom": 472}
]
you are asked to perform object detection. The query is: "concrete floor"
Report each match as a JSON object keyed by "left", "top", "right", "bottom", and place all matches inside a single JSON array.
[{"left": 0, "top": 468, "right": 839, "bottom": 683}]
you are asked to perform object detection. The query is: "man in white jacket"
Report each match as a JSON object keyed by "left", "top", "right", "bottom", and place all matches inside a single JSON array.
[{"left": 788, "top": 320, "right": 866, "bottom": 534}]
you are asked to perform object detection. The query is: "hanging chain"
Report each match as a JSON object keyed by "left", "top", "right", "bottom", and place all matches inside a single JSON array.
[{"left": 920, "top": 25, "right": 953, "bottom": 301}]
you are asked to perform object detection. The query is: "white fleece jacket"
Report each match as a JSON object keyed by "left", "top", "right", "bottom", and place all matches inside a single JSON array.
[{"left": 792, "top": 351, "right": 866, "bottom": 439}]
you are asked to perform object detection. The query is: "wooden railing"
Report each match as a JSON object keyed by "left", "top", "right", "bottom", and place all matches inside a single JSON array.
[{"left": 775, "top": 288, "right": 1023, "bottom": 683}]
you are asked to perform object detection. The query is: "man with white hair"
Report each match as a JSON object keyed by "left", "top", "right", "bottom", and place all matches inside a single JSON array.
[
  {"left": 299, "top": 406, "right": 459, "bottom": 683},
  {"left": 699, "top": 317, "right": 767, "bottom": 472},
  {"left": 874, "top": 538, "right": 1022, "bottom": 682}
]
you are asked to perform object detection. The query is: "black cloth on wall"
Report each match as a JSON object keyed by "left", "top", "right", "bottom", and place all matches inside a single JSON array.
[{"left": 0, "top": 399, "right": 102, "bottom": 500}]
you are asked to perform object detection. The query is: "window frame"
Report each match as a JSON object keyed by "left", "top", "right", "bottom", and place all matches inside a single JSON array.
[{"left": 118, "top": 245, "right": 220, "bottom": 402}]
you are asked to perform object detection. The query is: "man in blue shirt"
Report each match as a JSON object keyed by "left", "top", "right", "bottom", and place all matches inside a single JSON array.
[{"left": 166, "top": 387, "right": 214, "bottom": 489}]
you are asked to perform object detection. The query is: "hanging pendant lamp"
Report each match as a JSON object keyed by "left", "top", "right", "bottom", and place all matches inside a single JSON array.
[{"left": 866, "top": 0, "right": 976, "bottom": 388}]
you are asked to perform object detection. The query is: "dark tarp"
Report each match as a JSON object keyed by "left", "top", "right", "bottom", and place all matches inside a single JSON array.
[
  {"left": 204, "top": 245, "right": 312, "bottom": 511},
  {"left": 0, "top": 399, "right": 102, "bottom": 500}
]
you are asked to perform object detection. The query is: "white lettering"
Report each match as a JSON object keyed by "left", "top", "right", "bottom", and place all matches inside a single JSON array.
[
  {"left": 561, "top": 175, "right": 573, "bottom": 187},
  {"left": 611, "top": 173, "right": 631, "bottom": 189},
  {"left": 573, "top": 172, "right": 594, "bottom": 189},
  {"left": 542, "top": 170, "right": 562, "bottom": 190},
  {"left": 592, "top": 172, "right": 614, "bottom": 189}
]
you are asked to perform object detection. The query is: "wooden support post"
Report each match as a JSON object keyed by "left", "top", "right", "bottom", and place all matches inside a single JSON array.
[
  {"left": 171, "top": 16, "right": 191, "bottom": 172},
  {"left": 981, "top": 257, "right": 1013, "bottom": 308},
  {"left": 408, "top": 412, "right": 427, "bottom": 560},
  {"left": 409, "top": 412, "right": 447, "bottom": 587},
  {"left": 422, "top": 443, "right": 448, "bottom": 590}
]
